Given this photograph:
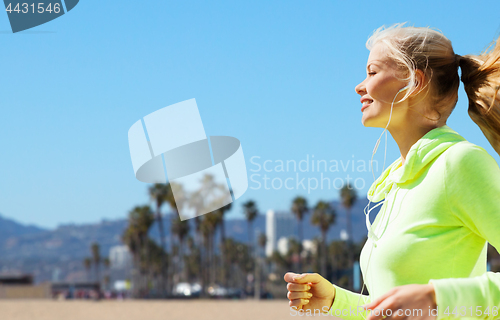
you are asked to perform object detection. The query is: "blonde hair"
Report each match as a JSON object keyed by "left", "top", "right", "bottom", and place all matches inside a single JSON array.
[{"left": 366, "top": 23, "right": 500, "bottom": 156}]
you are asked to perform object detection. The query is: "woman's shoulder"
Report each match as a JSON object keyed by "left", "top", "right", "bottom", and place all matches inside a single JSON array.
[
  {"left": 445, "top": 140, "right": 488, "bottom": 158},
  {"left": 444, "top": 140, "right": 499, "bottom": 175}
]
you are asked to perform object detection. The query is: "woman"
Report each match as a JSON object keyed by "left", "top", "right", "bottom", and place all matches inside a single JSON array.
[{"left": 284, "top": 23, "right": 500, "bottom": 320}]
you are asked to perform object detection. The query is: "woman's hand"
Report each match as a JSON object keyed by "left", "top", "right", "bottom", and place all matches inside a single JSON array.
[
  {"left": 284, "top": 272, "right": 335, "bottom": 314},
  {"left": 362, "top": 284, "right": 437, "bottom": 320}
]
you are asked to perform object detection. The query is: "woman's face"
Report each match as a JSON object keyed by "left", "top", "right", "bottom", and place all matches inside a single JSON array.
[{"left": 355, "top": 43, "right": 409, "bottom": 128}]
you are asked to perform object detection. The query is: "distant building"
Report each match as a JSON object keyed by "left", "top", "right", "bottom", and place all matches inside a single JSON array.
[
  {"left": 109, "top": 245, "right": 132, "bottom": 269},
  {"left": 275, "top": 237, "right": 316, "bottom": 257},
  {"left": 302, "top": 239, "right": 317, "bottom": 255},
  {"left": 265, "top": 210, "right": 296, "bottom": 257},
  {"left": 340, "top": 229, "right": 349, "bottom": 241},
  {"left": 0, "top": 274, "right": 33, "bottom": 285},
  {"left": 0, "top": 274, "right": 51, "bottom": 299},
  {"left": 277, "top": 237, "right": 289, "bottom": 256}
]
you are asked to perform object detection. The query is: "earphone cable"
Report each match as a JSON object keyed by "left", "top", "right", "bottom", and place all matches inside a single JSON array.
[{"left": 356, "top": 87, "right": 405, "bottom": 317}]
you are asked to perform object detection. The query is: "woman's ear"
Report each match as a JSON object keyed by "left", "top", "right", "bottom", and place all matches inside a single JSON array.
[{"left": 411, "top": 69, "right": 427, "bottom": 95}]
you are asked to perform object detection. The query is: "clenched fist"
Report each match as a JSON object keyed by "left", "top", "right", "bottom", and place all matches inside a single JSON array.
[{"left": 284, "top": 272, "right": 336, "bottom": 314}]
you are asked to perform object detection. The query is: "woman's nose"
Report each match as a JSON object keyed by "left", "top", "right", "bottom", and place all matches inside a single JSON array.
[{"left": 355, "top": 81, "right": 366, "bottom": 95}]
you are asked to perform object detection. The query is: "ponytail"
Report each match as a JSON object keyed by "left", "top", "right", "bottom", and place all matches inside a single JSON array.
[{"left": 459, "top": 36, "right": 500, "bottom": 156}]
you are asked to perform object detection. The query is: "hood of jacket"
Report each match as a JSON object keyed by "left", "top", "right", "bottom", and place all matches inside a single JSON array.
[{"left": 367, "top": 125, "right": 466, "bottom": 202}]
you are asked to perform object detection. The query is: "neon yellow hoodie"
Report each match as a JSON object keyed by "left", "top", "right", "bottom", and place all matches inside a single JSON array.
[{"left": 328, "top": 125, "right": 500, "bottom": 320}]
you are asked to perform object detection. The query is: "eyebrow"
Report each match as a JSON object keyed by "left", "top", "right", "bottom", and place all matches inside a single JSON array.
[{"left": 366, "top": 62, "right": 381, "bottom": 70}]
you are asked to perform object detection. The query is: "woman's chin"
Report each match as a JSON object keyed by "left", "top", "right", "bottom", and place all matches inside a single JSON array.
[
  {"left": 362, "top": 114, "right": 386, "bottom": 128},
  {"left": 362, "top": 120, "right": 386, "bottom": 129},
  {"left": 361, "top": 116, "right": 373, "bottom": 127}
]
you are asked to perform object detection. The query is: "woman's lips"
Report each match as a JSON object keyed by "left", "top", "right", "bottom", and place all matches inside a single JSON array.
[{"left": 360, "top": 98, "right": 373, "bottom": 112}]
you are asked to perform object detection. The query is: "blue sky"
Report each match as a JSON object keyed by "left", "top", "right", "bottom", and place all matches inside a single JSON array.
[{"left": 1, "top": 0, "right": 500, "bottom": 229}]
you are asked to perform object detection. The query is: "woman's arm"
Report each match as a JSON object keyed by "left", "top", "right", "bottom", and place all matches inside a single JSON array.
[
  {"left": 284, "top": 272, "right": 370, "bottom": 319},
  {"left": 329, "top": 283, "right": 371, "bottom": 320},
  {"left": 429, "top": 143, "right": 500, "bottom": 320}
]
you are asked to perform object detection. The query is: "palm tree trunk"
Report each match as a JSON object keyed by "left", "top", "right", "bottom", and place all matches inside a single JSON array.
[
  {"left": 220, "top": 220, "right": 227, "bottom": 287},
  {"left": 210, "top": 226, "right": 216, "bottom": 287},
  {"left": 132, "top": 252, "right": 140, "bottom": 298},
  {"left": 254, "top": 256, "right": 260, "bottom": 300},
  {"left": 196, "top": 217, "right": 207, "bottom": 298},
  {"left": 199, "top": 234, "right": 205, "bottom": 297},
  {"left": 172, "top": 241, "right": 177, "bottom": 294},
  {"left": 168, "top": 222, "right": 174, "bottom": 295},
  {"left": 208, "top": 228, "right": 212, "bottom": 287},
  {"left": 248, "top": 220, "right": 254, "bottom": 293},
  {"left": 202, "top": 232, "right": 209, "bottom": 297},
  {"left": 181, "top": 238, "right": 187, "bottom": 282},
  {"left": 321, "top": 230, "right": 327, "bottom": 277},
  {"left": 156, "top": 204, "right": 167, "bottom": 297},
  {"left": 298, "top": 219, "right": 303, "bottom": 272},
  {"left": 132, "top": 234, "right": 141, "bottom": 298},
  {"left": 346, "top": 208, "right": 353, "bottom": 290},
  {"left": 248, "top": 221, "right": 252, "bottom": 248},
  {"left": 143, "top": 236, "right": 151, "bottom": 297},
  {"left": 206, "top": 233, "right": 211, "bottom": 291},
  {"left": 96, "top": 263, "right": 100, "bottom": 289}
]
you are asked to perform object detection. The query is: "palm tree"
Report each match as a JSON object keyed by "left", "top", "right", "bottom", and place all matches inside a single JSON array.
[
  {"left": 224, "top": 238, "right": 253, "bottom": 290},
  {"left": 183, "top": 198, "right": 208, "bottom": 297},
  {"left": 340, "top": 183, "right": 357, "bottom": 288},
  {"left": 103, "top": 275, "right": 111, "bottom": 292},
  {"left": 255, "top": 232, "right": 267, "bottom": 300},
  {"left": 340, "top": 183, "right": 357, "bottom": 243},
  {"left": 122, "top": 205, "right": 155, "bottom": 297},
  {"left": 258, "top": 232, "right": 267, "bottom": 258},
  {"left": 184, "top": 173, "right": 228, "bottom": 295},
  {"left": 287, "top": 236, "right": 301, "bottom": 260},
  {"left": 291, "top": 196, "right": 309, "bottom": 272},
  {"left": 148, "top": 183, "right": 169, "bottom": 296},
  {"left": 102, "top": 258, "right": 110, "bottom": 291},
  {"left": 242, "top": 200, "right": 258, "bottom": 295},
  {"left": 91, "top": 242, "right": 101, "bottom": 285},
  {"left": 203, "top": 211, "right": 221, "bottom": 287},
  {"left": 171, "top": 216, "right": 190, "bottom": 282},
  {"left": 271, "top": 249, "right": 292, "bottom": 275},
  {"left": 214, "top": 203, "right": 232, "bottom": 286},
  {"left": 197, "top": 213, "right": 215, "bottom": 294},
  {"left": 146, "top": 238, "right": 168, "bottom": 292},
  {"left": 184, "top": 236, "right": 200, "bottom": 283},
  {"left": 242, "top": 200, "right": 258, "bottom": 249},
  {"left": 310, "top": 200, "right": 336, "bottom": 277},
  {"left": 163, "top": 182, "right": 184, "bottom": 296},
  {"left": 193, "top": 215, "right": 205, "bottom": 295},
  {"left": 122, "top": 227, "right": 140, "bottom": 297},
  {"left": 329, "top": 240, "right": 349, "bottom": 270},
  {"left": 83, "top": 257, "right": 92, "bottom": 282},
  {"left": 188, "top": 174, "right": 228, "bottom": 219}
]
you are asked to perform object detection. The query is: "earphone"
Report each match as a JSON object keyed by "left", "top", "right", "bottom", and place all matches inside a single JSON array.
[
  {"left": 398, "top": 84, "right": 415, "bottom": 95},
  {"left": 371, "top": 84, "right": 410, "bottom": 170},
  {"left": 356, "top": 84, "right": 410, "bottom": 316},
  {"left": 399, "top": 85, "right": 410, "bottom": 92}
]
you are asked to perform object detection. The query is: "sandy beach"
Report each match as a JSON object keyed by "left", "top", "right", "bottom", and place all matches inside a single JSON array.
[{"left": 0, "top": 299, "right": 342, "bottom": 320}]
